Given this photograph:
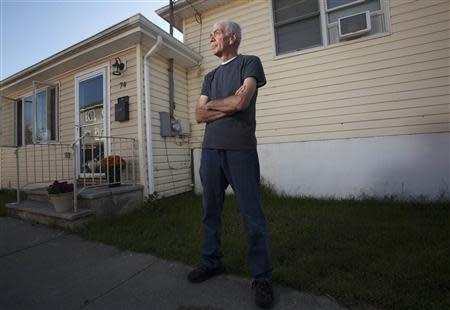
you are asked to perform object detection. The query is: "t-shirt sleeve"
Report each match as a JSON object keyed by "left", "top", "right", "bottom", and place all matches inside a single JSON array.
[
  {"left": 242, "top": 56, "right": 266, "bottom": 88},
  {"left": 201, "top": 72, "right": 212, "bottom": 97}
]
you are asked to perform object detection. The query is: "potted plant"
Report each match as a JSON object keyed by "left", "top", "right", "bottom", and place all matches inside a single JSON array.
[
  {"left": 99, "top": 155, "right": 126, "bottom": 186},
  {"left": 47, "top": 181, "right": 74, "bottom": 213}
]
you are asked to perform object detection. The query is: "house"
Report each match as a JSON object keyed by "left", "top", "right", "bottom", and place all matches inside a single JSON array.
[
  {"left": 1, "top": 0, "right": 449, "bottom": 206},
  {"left": 156, "top": 0, "right": 450, "bottom": 200},
  {"left": 0, "top": 14, "right": 201, "bottom": 205}
]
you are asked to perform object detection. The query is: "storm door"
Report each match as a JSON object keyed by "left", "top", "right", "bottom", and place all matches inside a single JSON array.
[{"left": 75, "top": 68, "right": 109, "bottom": 176}]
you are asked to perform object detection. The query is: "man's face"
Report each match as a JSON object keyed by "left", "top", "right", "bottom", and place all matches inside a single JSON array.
[{"left": 210, "top": 23, "right": 232, "bottom": 57}]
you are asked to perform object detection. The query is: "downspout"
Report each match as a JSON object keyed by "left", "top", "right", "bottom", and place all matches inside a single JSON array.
[
  {"left": 144, "top": 35, "right": 163, "bottom": 195},
  {"left": 136, "top": 43, "right": 147, "bottom": 192}
]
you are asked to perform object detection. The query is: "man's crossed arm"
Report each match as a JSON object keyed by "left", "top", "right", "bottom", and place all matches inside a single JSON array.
[{"left": 195, "top": 77, "right": 257, "bottom": 124}]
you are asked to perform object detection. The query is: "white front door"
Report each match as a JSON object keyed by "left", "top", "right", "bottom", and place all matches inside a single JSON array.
[{"left": 75, "top": 67, "right": 109, "bottom": 176}]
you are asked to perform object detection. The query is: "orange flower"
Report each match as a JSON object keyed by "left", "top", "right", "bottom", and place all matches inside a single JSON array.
[{"left": 100, "top": 155, "right": 126, "bottom": 170}]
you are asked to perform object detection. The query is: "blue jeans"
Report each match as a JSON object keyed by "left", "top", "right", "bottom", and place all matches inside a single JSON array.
[{"left": 199, "top": 148, "right": 272, "bottom": 280}]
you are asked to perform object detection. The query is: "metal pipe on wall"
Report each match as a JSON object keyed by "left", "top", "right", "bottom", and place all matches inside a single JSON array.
[
  {"left": 168, "top": 58, "right": 175, "bottom": 118},
  {"left": 144, "top": 35, "right": 163, "bottom": 195}
]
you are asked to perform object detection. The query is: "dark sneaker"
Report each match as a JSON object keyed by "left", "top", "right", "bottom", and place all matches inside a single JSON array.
[
  {"left": 252, "top": 279, "right": 274, "bottom": 309},
  {"left": 187, "top": 264, "right": 225, "bottom": 283}
]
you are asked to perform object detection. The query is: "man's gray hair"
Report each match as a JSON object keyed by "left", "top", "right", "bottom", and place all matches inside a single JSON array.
[{"left": 222, "top": 21, "right": 241, "bottom": 49}]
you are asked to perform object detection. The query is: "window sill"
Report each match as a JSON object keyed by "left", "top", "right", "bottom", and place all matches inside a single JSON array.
[
  {"left": 20, "top": 141, "right": 62, "bottom": 147},
  {"left": 35, "top": 141, "right": 61, "bottom": 145},
  {"left": 272, "top": 31, "right": 392, "bottom": 61}
]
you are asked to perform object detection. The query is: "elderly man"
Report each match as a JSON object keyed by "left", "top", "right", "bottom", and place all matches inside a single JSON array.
[{"left": 187, "top": 21, "right": 274, "bottom": 309}]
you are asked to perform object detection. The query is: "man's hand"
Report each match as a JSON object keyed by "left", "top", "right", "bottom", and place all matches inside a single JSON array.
[
  {"left": 206, "top": 77, "right": 257, "bottom": 113},
  {"left": 196, "top": 95, "right": 227, "bottom": 124}
]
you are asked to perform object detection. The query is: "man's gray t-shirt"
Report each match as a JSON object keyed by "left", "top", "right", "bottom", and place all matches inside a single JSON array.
[{"left": 201, "top": 54, "right": 266, "bottom": 150}]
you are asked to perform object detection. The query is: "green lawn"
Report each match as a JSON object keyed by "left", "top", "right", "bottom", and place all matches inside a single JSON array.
[
  {"left": 0, "top": 189, "right": 16, "bottom": 217},
  {"left": 2, "top": 185, "right": 445, "bottom": 309}
]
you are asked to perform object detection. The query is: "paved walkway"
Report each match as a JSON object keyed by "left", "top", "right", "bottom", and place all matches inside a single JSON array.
[{"left": 0, "top": 217, "right": 347, "bottom": 310}]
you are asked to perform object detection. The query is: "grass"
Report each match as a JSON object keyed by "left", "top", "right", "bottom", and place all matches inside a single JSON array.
[
  {"left": 2, "top": 185, "right": 446, "bottom": 309},
  {"left": 0, "top": 189, "right": 16, "bottom": 217}
]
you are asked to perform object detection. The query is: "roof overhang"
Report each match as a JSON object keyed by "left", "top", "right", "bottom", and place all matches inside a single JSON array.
[
  {"left": 0, "top": 14, "right": 202, "bottom": 96},
  {"left": 156, "top": 0, "right": 233, "bottom": 32}
]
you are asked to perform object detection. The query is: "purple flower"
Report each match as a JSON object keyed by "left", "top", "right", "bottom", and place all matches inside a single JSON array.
[{"left": 47, "top": 180, "right": 74, "bottom": 194}]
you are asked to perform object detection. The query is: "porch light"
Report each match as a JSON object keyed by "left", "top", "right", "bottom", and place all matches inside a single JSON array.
[{"left": 112, "top": 58, "right": 125, "bottom": 76}]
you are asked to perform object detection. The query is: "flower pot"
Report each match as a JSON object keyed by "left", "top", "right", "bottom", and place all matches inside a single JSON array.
[
  {"left": 49, "top": 192, "right": 73, "bottom": 213},
  {"left": 107, "top": 166, "right": 121, "bottom": 187}
]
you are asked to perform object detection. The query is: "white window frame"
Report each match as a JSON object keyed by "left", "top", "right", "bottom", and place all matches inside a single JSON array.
[
  {"left": 325, "top": 0, "right": 366, "bottom": 12},
  {"left": 270, "top": 0, "right": 391, "bottom": 58},
  {"left": 14, "top": 83, "right": 60, "bottom": 146}
]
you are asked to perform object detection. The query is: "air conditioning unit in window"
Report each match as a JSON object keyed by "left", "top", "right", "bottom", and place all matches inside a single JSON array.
[{"left": 338, "top": 11, "right": 371, "bottom": 40}]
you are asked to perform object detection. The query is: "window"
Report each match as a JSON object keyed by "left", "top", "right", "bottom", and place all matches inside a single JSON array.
[
  {"left": 272, "top": 0, "right": 389, "bottom": 55},
  {"left": 273, "top": 0, "right": 323, "bottom": 54},
  {"left": 15, "top": 86, "right": 59, "bottom": 146}
]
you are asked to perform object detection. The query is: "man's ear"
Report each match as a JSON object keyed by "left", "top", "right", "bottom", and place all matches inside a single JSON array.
[{"left": 229, "top": 33, "right": 237, "bottom": 46}]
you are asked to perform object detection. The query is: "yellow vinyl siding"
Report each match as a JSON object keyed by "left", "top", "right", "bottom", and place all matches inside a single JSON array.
[
  {"left": 0, "top": 148, "right": 16, "bottom": 188},
  {"left": 183, "top": 0, "right": 450, "bottom": 148},
  {"left": 58, "top": 47, "right": 138, "bottom": 143},
  {"left": 0, "top": 98, "right": 15, "bottom": 147},
  {"left": 0, "top": 144, "right": 74, "bottom": 189},
  {"left": 144, "top": 49, "right": 191, "bottom": 197},
  {"left": 110, "top": 55, "right": 138, "bottom": 140},
  {"left": 60, "top": 48, "right": 141, "bottom": 183}
]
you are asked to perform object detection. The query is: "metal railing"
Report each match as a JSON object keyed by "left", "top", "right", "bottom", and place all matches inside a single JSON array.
[
  {"left": 14, "top": 143, "right": 74, "bottom": 200},
  {"left": 73, "top": 135, "right": 137, "bottom": 212},
  {"left": 3, "top": 134, "right": 137, "bottom": 212},
  {"left": 76, "top": 135, "right": 136, "bottom": 187}
]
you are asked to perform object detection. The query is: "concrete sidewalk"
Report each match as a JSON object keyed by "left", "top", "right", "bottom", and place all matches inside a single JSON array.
[{"left": 0, "top": 217, "right": 347, "bottom": 310}]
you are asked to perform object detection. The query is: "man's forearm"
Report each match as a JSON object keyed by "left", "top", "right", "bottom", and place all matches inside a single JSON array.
[
  {"left": 195, "top": 87, "right": 246, "bottom": 123},
  {"left": 207, "top": 81, "right": 255, "bottom": 113},
  {"left": 196, "top": 108, "right": 227, "bottom": 124},
  {"left": 206, "top": 95, "right": 242, "bottom": 113},
  {"left": 202, "top": 110, "right": 227, "bottom": 123}
]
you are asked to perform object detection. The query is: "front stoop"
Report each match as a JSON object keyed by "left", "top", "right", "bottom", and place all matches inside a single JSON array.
[
  {"left": 78, "top": 184, "right": 144, "bottom": 220},
  {"left": 5, "top": 184, "right": 144, "bottom": 229},
  {"left": 6, "top": 200, "right": 93, "bottom": 230}
]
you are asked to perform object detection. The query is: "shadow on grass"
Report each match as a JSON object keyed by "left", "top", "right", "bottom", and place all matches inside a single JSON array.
[{"left": 74, "top": 185, "right": 450, "bottom": 310}]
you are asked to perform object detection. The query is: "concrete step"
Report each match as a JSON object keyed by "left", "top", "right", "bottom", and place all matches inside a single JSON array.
[
  {"left": 5, "top": 200, "right": 94, "bottom": 230},
  {"left": 23, "top": 179, "right": 108, "bottom": 202},
  {"left": 23, "top": 188, "right": 50, "bottom": 203}
]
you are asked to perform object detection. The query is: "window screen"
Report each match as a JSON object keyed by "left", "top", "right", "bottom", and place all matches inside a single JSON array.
[{"left": 273, "top": 0, "right": 322, "bottom": 54}]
